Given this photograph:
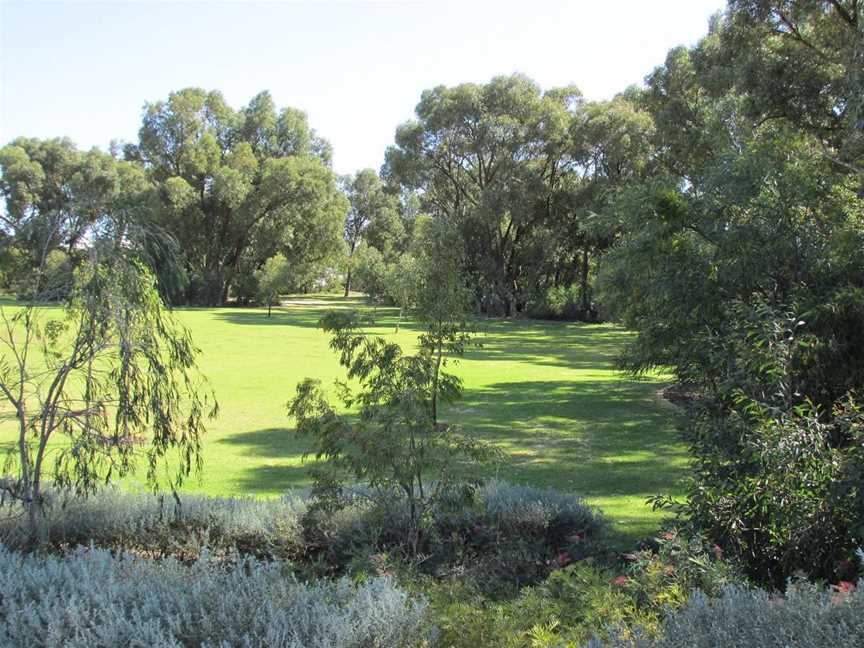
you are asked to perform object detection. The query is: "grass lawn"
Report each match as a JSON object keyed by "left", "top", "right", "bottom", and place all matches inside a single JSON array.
[{"left": 0, "top": 294, "right": 687, "bottom": 544}]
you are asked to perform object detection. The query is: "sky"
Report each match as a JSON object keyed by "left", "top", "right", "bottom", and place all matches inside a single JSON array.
[{"left": 1, "top": 0, "right": 726, "bottom": 176}]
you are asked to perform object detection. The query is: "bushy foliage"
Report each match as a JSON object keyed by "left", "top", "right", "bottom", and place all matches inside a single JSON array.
[
  {"left": 528, "top": 284, "right": 599, "bottom": 322},
  {"left": 0, "top": 543, "right": 429, "bottom": 648},
  {"left": 300, "top": 481, "right": 609, "bottom": 592},
  {"left": 593, "top": 579, "right": 864, "bottom": 648},
  {"left": 0, "top": 486, "right": 309, "bottom": 559},
  {"left": 0, "top": 481, "right": 609, "bottom": 596},
  {"left": 425, "top": 526, "right": 739, "bottom": 648},
  {"left": 662, "top": 300, "right": 864, "bottom": 586},
  {"left": 425, "top": 563, "right": 645, "bottom": 648}
]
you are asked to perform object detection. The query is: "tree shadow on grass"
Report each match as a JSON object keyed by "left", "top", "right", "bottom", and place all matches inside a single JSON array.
[
  {"left": 466, "top": 320, "right": 633, "bottom": 370},
  {"left": 220, "top": 378, "right": 685, "bottom": 539},
  {"left": 446, "top": 379, "right": 686, "bottom": 501},
  {"left": 218, "top": 427, "right": 318, "bottom": 494},
  {"left": 210, "top": 303, "right": 417, "bottom": 336}
]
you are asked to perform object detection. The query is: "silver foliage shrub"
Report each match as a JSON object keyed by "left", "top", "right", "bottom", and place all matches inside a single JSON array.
[
  {"left": 0, "top": 544, "right": 429, "bottom": 648},
  {"left": 590, "top": 581, "right": 864, "bottom": 648},
  {"left": 480, "top": 481, "right": 606, "bottom": 534},
  {"left": 0, "top": 486, "right": 310, "bottom": 555}
]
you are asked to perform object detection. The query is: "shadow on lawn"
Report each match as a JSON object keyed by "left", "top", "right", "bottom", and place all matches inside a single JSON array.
[
  {"left": 448, "top": 379, "right": 685, "bottom": 498},
  {"left": 467, "top": 320, "right": 631, "bottom": 370},
  {"left": 221, "top": 378, "right": 684, "bottom": 507},
  {"left": 211, "top": 302, "right": 415, "bottom": 336}
]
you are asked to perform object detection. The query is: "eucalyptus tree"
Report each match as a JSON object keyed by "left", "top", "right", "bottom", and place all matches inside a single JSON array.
[
  {"left": 0, "top": 138, "right": 166, "bottom": 299},
  {"left": 0, "top": 252, "right": 218, "bottom": 542},
  {"left": 551, "top": 95, "right": 655, "bottom": 315},
  {"left": 718, "top": 0, "right": 863, "bottom": 173},
  {"left": 595, "top": 13, "right": 864, "bottom": 583},
  {"left": 129, "top": 88, "right": 347, "bottom": 305},
  {"left": 384, "top": 75, "right": 583, "bottom": 315},
  {"left": 340, "top": 169, "right": 399, "bottom": 295}
]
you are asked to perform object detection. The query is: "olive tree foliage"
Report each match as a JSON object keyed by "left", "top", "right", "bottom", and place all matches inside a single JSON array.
[
  {"left": 384, "top": 74, "right": 585, "bottom": 315},
  {"left": 340, "top": 169, "right": 400, "bottom": 296},
  {"left": 288, "top": 222, "right": 499, "bottom": 554},
  {"left": 128, "top": 88, "right": 347, "bottom": 305},
  {"left": 0, "top": 251, "right": 218, "bottom": 542}
]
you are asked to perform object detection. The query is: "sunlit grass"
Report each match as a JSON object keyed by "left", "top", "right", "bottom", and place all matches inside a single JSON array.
[{"left": 0, "top": 294, "right": 687, "bottom": 544}]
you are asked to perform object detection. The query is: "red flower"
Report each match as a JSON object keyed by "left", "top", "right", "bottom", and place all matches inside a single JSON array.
[
  {"left": 662, "top": 532, "right": 675, "bottom": 541},
  {"left": 611, "top": 575, "right": 629, "bottom": 586},
  {"left": 546, "top": 551, "right": 572, "bottom": 569},
  {"left": 712, "top": 544, "right": 723, "bottom": 559},
  {"left": 837, "top": 581, "right": 856, "bottom": 594}
]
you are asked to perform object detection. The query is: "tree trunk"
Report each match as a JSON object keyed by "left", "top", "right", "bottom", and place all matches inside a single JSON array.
[
  {"left": 344, "top": 268, "right": 352, "bottom": 297},
  {"left": 580, "top": 247, "right": 590, "bottom": 315}
]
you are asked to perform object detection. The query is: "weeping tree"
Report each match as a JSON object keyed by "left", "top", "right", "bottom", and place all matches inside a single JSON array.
[{"left": 0, "top": 253, "right": 218, "bottom": 542}]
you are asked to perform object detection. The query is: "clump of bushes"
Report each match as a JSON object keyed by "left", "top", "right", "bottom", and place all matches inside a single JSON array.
[
  {"left": 528, "top": 284, "right": 599, "bottom": 322},
  {"left": 424, "top": 527, "right": 738, "bottom": 648},
  {"left": 0, "top": 481, "right": 609, "bottom": 592},
  {"left": 0, "top": 543, "right": 429, "bottom": 648},
  {"left": 302, "top": 481, "right": 608, "bottom": 592},
  {"left": 0, "top": 486, "right": 311, "bottom": 560}
]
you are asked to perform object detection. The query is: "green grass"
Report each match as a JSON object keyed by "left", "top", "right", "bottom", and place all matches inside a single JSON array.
[{"left": 0, "top": 294, "right": 687, "bottom": 543}]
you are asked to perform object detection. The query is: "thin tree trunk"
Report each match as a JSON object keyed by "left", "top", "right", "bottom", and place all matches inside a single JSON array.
[
  {"left": 580, "top": 247, "right": 590, "bottom": 315},
  {"left": 344, "top": 268, "right": 352, "bottom": 297}
]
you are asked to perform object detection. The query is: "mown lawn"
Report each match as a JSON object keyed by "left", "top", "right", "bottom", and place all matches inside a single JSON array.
[{"left": 0, "top": 294, "right": 687, "bottom": 543}]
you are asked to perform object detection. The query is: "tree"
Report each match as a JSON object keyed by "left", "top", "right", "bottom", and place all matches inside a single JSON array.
[
  {"left": 718, "top": 1, "right": 863, "bottom": 173},
  {"left": 0, "top": 252, "right": 218, "bottom": 542},
  {"left": 288, "top": 226, "right": 496, "bottom": 555},
  {"left": 130, "top": 88, "right": 347, "bottom": 305},
  {"left": 0, "top": 139, "right": 156, "bottom": 298},
  {"left": 255, "top": 253, "right": 290, "bottom": 317},
  {"left": 384, "top": 75, "right": 583, "bottom": 315},
  {"left": 596, "top": 13, "right": 864, "bottom": 584},
  {"left": 340, "top": 169, "right": 399, "bottom": 296}
]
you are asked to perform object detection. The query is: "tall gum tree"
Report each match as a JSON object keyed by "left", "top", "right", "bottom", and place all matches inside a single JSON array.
[
  {"left": 384, "top": 75, "right": 583, "bottom": 315},
  {"left": 130, "top": 89, "right": 346, "bottom": 305}
]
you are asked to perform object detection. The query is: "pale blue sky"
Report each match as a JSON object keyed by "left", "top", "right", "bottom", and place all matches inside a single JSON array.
[{"left": 1, "top": 0, "right": 725, "bottom": 175}]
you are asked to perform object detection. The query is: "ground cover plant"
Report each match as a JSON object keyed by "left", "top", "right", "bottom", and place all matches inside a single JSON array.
[{"left": 0, "top": 543, "right": 428, "bottom": 648}]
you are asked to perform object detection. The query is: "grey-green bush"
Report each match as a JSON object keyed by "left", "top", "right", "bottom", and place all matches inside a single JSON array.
[
  {"left": 0, "top": 544, "right": 429, "bottom": 648},
  {"left": 0, "top": 486, "right": 310, "bottom": 557},
  {"left": 591, "top": 581, "right": 864, "bottom": 648}
]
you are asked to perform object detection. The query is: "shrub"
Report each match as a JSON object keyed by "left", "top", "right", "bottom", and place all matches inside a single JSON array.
[
  {"left": 528, "top": 284, "right": 599, "bottom": 322},
  {"left": 0, "top": 486, "right": 310, "bottom": 559},
  {"left": 0, "top": 481, "right": 609, "bottom": 594},
  {"left": 617, "top": 528, "right": 741, "bottom": 614},
  {"left": 424, "top": 561, "right": 656, "bottom": 648},
  {"left": 592, "top": 580, "right": 864, "bottom": 648},
  {"left": 0, "top": 543, "right": 429, "bottom": 648}
]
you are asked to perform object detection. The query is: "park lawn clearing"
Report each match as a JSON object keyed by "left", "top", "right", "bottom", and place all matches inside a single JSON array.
[{"left": 0, "top": 294, "right": 687, "bottom": 544}]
